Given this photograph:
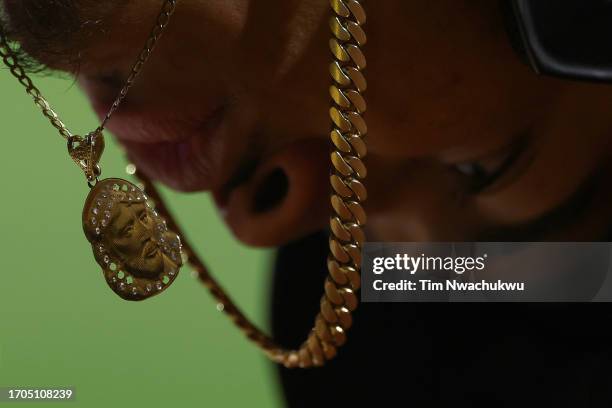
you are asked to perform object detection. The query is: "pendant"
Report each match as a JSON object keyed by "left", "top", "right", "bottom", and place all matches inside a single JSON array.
[{"left": 82, "top": 178, "right": 183, "bottom": 301}]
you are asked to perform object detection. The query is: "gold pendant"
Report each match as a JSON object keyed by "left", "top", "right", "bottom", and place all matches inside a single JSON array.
[{"left": 82, "top": 178, "right": 183, "bottom": 301}]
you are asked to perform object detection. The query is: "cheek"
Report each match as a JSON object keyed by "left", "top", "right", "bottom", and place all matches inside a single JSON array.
[
  {"left": 475, "top": 156, "right": 597, "bottom": 224},
  {"left": 366, "top": 159, "right": 482, "bottom": 241},
  {"left": 113, "top": 239, "right": 138, "bottom": 257},
  {"left": 475, "top": 97, "right": 612, "bottom": 224}
]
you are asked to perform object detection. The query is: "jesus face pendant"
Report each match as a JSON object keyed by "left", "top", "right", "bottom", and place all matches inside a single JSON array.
[{"left": 82, "top": 178, "right": 182, "bottom": 301}]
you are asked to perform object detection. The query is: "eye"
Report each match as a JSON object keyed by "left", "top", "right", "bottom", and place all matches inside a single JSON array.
[
  {"left": 121, "top": 223, "right": 134, "bottom": 238},
  {"left": 452, "top": 161, "right": 502, "bottom": 191},
  {"left": 449, "top": 137, "right": 529, "bottom": 193}
]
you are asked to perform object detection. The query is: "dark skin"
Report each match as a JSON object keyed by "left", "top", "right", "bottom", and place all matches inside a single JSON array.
[
  {"left": 6, "top": 4, "right": 612, "bottom": 406},
  {"left": 4, "top": 0, "right": 612, "bottom": 248}
]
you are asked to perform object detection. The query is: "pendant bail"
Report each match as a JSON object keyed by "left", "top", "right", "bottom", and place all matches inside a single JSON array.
[{"left": 67, "top": 130, "right": 105, "bottom": 185}]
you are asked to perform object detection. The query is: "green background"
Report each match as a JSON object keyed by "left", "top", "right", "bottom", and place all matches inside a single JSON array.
[{"left": 0, "top": 70, "right": 282, "bottom": 407}]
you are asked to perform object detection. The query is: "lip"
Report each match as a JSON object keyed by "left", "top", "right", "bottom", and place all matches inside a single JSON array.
[{"left": 112, "top": 102, "right": 251, "bottom": 193}]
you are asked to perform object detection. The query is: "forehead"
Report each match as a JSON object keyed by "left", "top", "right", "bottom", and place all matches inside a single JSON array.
[{"left": 109, "top": 200, "right": 146, "bottom": 226}]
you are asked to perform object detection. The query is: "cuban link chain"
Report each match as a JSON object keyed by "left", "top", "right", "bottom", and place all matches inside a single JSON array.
[{"left": 137, "top": 0, "right": 368, "bottom": 367}]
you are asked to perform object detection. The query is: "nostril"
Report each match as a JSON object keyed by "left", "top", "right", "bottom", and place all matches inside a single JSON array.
[{"left": 251, "top": 168, "right": 289, "bottom": 213}]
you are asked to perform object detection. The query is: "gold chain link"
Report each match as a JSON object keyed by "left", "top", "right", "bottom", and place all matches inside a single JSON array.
[
  {"left": 0, "top": 32, "right": 73, "bottom": 139},
  {"left": 0, "top": 0, "right": 367, "bottom": 368},
  {"left": 0, "top": 0, "right": 177, "bottom": 139},
  {"left": 137, "top": 0, "right": 368, "bottom": 368},
  {"left": 97, "top": 0, "right": 177, "bottom": 133}
]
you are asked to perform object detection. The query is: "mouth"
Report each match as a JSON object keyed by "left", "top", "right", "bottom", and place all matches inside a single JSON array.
[
  {"left": 108, "top": 99, "right": 328, "bottom": 246},
  {"left": 117, "top": 102, "right": 251, "bottom": 193},
  {"left": 114, "top": 99, "right": 290, "bottom": 215}
]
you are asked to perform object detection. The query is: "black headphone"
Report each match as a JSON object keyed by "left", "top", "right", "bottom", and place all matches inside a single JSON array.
[{"left": 502, "top": 0, "right": 612, "bottom": 82}]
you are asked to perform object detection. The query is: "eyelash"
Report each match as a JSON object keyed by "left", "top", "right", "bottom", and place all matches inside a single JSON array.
[
  {"left": 453, "top": 162, "right": 503, "bottom": 192},
  {"left": 121, "top": 225, "right": 133, "bottom": 237},
  {"left": 450, "top": 137, "right": 529, "bottom": 194}
]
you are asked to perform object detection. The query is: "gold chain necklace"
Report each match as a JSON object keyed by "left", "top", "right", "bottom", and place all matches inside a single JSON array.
[{"left": 0, "top": 0, "right": 368, "bottom": 368}]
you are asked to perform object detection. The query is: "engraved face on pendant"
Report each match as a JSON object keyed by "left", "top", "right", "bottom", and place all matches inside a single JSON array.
[{"left": 82, "top": 178, "right": 182, "bottom": 301}]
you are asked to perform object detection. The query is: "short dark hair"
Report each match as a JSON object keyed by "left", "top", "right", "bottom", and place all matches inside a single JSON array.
[{"left": 1, "top": 0, "right": 119, "bottom": 72}]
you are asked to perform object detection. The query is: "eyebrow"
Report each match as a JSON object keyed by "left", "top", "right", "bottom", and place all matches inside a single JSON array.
[{"left": 1, "top": 0, "right": 118, "bottom": 70}]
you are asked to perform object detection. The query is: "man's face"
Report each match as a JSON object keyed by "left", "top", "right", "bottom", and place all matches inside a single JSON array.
[
  {"left": 106, "top": 201, "right": 164, "bottom": 277},
  {"left": 5, "top": 0, "right": 612, "bottom": 245}
]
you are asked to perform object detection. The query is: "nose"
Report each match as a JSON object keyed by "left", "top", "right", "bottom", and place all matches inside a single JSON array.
[
  {"left": 216, "top": 139, "right": 330, "bottom": 247},
  {"left": 135, "top": 216, "right": 152, "bottom": 243}
]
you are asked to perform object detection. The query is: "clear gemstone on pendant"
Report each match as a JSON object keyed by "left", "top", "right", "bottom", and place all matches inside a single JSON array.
[
  {"left": 131, "top": 287, "right": 138, "bottom": 295},
  {"left": 168, "top": 268, "right": 176, "bottom": 276},
  {"left": 111, "top": 276, "right": 117, "bottom": 283},
  {"left": 156, "top": 282, "right": 163, "bottom": 290},
  {"left": 104, "top": 210, "right": 111, "bottom": 219},
  {"left": 103, "top": 255, "right": 110, "bottom": 264},
  {"left": 98, "top": 244, "right": 105, "bottom": 253},
  {"left": 95, "top": 227, "right": 101, "bottom": 235},
  {"left": 91, "top": 217, "right": 97, "bottom": 226},
  {"left": 119, "top": 282, "right": 126, "bottom": 291},
  {"left": 146, "top": 284, "right": 152, "bottom": 292},
  {"left": 101, "top": 219, "right": 108, "bottom": 227},
  {"left": 92, "top": 207, "right": 99, "bottom": 215}
]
